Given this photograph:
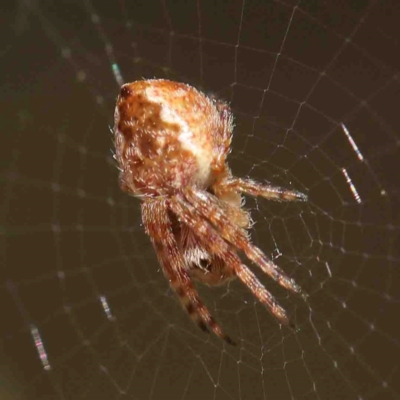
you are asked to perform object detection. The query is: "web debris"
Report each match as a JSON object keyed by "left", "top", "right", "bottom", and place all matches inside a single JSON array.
[
  {"left": 341, "top": 168, "right": 362, "bottom": 204},
  {"left": 30, "top": 324, "right": 51, "bottom": 371},
  {"left": 341, "top": 123, "right": 364, "bottom": 162}
]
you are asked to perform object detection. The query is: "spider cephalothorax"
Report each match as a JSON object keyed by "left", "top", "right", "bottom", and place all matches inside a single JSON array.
[{"left": 114, "top": 79, "right": 307, "bottom": 344}]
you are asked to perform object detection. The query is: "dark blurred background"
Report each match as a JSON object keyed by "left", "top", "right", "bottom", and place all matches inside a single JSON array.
[{"left": 1, "top": 1, "right": 399, "bottom": 399}]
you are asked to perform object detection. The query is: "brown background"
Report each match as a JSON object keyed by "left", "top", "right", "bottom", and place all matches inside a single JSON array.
[{"left": 1, "top": 1, "right": 399, "bottom": 399}]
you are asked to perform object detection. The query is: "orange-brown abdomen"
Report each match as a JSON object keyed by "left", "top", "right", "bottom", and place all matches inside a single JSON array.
[{"left": 114, "top": 79, "right": 228, "bottom": 197}]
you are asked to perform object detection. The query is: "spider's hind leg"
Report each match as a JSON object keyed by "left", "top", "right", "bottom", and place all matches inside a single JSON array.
[{"left": 142, "top": 200, "right": 235, "bottom": 345}]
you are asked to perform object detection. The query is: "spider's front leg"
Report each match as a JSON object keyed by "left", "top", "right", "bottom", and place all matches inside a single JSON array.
[
  {"left": 214, "top": 177, "right": 308, "bottom": 202},
  {"left": 170, "top": 195, "right": 292, "bottom": 327},
  {"left": 142, "top": 199, "right": 235, "bottom": 345},
  {"left": 183, "top": 188, "right": 306, "bottom": 299}
]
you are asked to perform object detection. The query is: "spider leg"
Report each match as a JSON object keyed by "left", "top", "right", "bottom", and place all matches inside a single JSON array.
[
  {"left": 170, "top": 195, "right": 291, "bottom": 327},
  {"left": 216, "top": 177, "right": 308, "bottom": 202},
  {"left": 141, "top": 199, "right": 235, "bottom": 345},
  {"left": 183, "top": 188, "right": 306, "bottom": 300}
]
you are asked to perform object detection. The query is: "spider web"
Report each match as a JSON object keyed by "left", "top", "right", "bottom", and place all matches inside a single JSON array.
[{"left": 2, "top": 0, "right": 399, "bottom": 399}]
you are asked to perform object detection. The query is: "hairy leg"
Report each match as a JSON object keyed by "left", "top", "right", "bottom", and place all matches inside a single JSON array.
[
  {"left": 215, "top": 177, "right": 308, "bottom": 202},
  {"left": 183, "top": 188, "right": 306, "bottom": 299},
  {"left": 170, "top": 195, "right": 292, "bottom": 328},
  {"left": 142, "top": 199, "right": 235, "bottom": 345}
]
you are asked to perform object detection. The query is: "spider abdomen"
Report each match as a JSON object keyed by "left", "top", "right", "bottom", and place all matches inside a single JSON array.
[{"left": 114, "top": 79, "right": 228, "bottom": 197}]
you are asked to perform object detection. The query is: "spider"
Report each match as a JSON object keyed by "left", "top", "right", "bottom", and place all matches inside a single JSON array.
[{"left": 113, "top": 79, "right": 307, "bottom": 345}]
